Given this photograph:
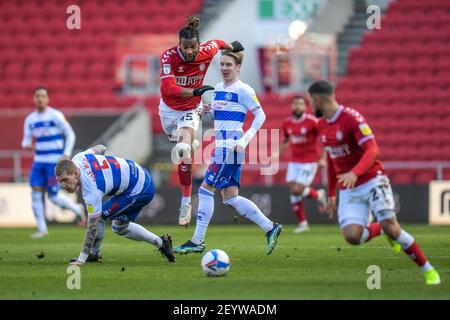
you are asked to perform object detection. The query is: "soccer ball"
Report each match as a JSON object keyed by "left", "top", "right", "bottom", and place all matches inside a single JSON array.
[{"left": 201, "top": 249, "right": 230, "bottom": 277}]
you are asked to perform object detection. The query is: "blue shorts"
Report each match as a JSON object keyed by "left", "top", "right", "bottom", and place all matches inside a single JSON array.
[
  {"left": 101, "top": 169, "right": 155, "bottom": 222},
  {"left": 204, "top": 148, "right": 243, "bottom": 189},
  {"left": 29, "top": 162, "right": 60, "bottom": 196}
]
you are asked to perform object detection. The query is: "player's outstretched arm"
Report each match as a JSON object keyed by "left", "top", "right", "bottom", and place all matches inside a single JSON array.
[{"left": 70, "top": 215, "right": 101, "bottom": 265}]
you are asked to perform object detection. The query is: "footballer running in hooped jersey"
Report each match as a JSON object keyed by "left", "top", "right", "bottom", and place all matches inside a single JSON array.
[
  {"left": 273, "top": 95, "right": 327, "bottom": 234},
  {"left": 22, "top": 87, "right": 85, "bottom": 239},
  {"left": 308, "top": 80, "right": 440, "bottom": 285},
  {"left": 158, "top": 16, "right": 244, "bottom": 227}
]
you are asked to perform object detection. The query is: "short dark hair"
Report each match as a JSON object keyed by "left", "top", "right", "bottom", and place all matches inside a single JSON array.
[
  {"left": 179, "top": 16, "right": 200, "bottom": 42},
  {"left": 34, "top": 86, "right": 49, "bottom": 95},
  {"left": 308, "top": 81, "right": 334, "bottom": 96}
]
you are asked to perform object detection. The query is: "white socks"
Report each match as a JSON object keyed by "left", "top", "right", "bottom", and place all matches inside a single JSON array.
[
  {"left": 49, "top": 193, "right": 83, "bottom": 218},
  {"left": 302, "top": 187, "right": 311, "bottom": 197},
  {"left": 181, "top": 196, "right": 191, "bottom": 207},
  {"left": 290, "top": 194, "right": 303, "bottom": 204},
  {"left": 112, "top": 222, "right": 163, "bottom": 248},
  {"left": 31, "top": 190, "right": 47, "bottom": 233},
  {"left": 192, "top": 187, "right": 215, "bottom": 245},
  {"left": 224, "top": 195, "right": 273, "bottom": 233},
  {"left": 395, "top": 229, "right": 415, "bottom": 249}
]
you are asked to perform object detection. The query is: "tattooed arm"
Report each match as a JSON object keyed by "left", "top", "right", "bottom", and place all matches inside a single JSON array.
[
  {"left": 69, "top": 187, "right": 104, "bottom": 265},
  {"left": 69, "top": 216, "right": 102, "bottom": 265}
]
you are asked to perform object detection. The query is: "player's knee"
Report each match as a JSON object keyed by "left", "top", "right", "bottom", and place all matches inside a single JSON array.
[
  {"left": 342, "top": 228, "right": 363, "bottom": 245},
  {"left": 176, "top": 142, "right": 192, "bottom": 160},
  {"left": 111, "top": 222, "right": 129, "bottom": 236},
  {"left": 344, "top": 235, "right": 361, "bottom": 245}
]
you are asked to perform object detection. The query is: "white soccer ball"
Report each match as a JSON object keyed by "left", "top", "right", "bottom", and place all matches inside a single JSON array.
[{"left": 201, "top": 249, "right": 230, "bottom": 277}]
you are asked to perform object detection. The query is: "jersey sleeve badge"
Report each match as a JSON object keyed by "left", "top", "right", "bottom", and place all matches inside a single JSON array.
[
  {"left": 252, "top": 95, "right": 260, "bottom": 105},
  {"left": 87, "top": 204, "right": 95, "bottom": 215},
  {"left": 162, "top": 64, "right": 171, "bottom": 75},
  {"left": 359, "top": 123, "right": 372, "bottom": 136}
]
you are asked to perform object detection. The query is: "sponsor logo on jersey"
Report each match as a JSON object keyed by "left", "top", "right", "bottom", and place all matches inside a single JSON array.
[
  {"left": 359, "top": 123, "right": 372, "bottom": 136},
  {"left": 175, "top": 75, "right": 204, "bottom": 86},
  {"left": 163, "top": 64, "right": 171, "bottom": 75},
  {"left": 290, "top": 135, "right": 307, "bottom": 144},
  {"left": 325, "top": 144, "right": 351, "bottom": 159}
]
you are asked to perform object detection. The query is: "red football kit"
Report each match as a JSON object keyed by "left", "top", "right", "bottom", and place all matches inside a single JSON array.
[
  {"left": 282, "top": 113, "right": 320, "bottom": 163},
  {"left": 159, "top": 39, "right": 227, "bottom": 111},
  {"left": 317, "top": 105, "right": 384, "bottom": 196}
]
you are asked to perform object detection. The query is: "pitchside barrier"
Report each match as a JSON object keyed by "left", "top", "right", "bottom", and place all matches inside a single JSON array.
[
  {"left": 0, "top": 183, "right": 79, "bottom": 227},
  {"left": 1, "top": 182, "right": 443, "bottom": 227},
  {"left": 429, "top": 181, "right": 450, "bottom": 225}
]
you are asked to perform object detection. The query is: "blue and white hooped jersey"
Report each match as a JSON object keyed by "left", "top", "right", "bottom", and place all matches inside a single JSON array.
[
  {"left": 22, "top": 107, "right": 75, "bottom": 164},
  {"left": 211, "top": 80, "right": 262, "bottom": 150},
  {"left": 72, "top": 150, "right": 147, "bottom": 217}
]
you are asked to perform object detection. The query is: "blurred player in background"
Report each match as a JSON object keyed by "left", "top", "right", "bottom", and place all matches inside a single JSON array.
[
  {"left": 308, "top": 80, "right": 440, "bottom": 285},
  {"left": 159, "top": 16, "right": 244, "bottom": 227},
  {"left": 55, "top": 145, "right": 175, "bottom": 265},
  {"left": 21, "top": 87, "right": 84, "bottom": 238},
  {"left": 272, "top": 95, "right": 327, "bottom": 234},
  {"left": 174, "top": 51, "right": 282, "bottom": 255}
]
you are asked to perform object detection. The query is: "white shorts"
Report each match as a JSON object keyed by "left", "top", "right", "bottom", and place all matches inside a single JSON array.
[
  {"left": 338, "top": 175, "right": 396, "bottom": 229},
  {"left": 286, "top": 162, "right": 318, "bottom": 186},
  {"left": 158, "top": 98, "right": 201, "bottom": 141}
]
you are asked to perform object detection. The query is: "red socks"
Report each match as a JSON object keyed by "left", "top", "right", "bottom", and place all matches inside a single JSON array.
[
  {"left": 305, "top": 187, "right": 318, "bottom": 200},
  {"left": 292, "top": 201, "right": 306, "bottom": 223},
  {"left": 404, "top": 241, "right": 428, "bottom": 267},
  {"left": 366, "top": 223, "right": 382, "bottom": 241},
  {"left": 178, "top": 161, "right": 192, "bottom": 197}
]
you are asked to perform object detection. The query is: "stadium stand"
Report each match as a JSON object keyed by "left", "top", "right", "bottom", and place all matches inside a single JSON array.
[{"left": 0, "top": 0, "right": 202, "bottom": 109}]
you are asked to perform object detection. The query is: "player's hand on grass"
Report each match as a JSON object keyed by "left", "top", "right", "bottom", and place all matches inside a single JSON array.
[
  {"left": 230, "top": 41, "right": 244, "bottom": 52},
  {"left": 193, "top": 85, "right": 214, "bottom": 96},
  {"left": 337, "top": 171, "right": 358, "bottom": 189},
  {"left": 326, "top": 197, "right": 337, "bottom": 219}
]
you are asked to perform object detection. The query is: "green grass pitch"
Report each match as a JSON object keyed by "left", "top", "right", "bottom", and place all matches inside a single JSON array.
[{"left": 0, "top": 224, "right": 449, "bottom": 299}]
